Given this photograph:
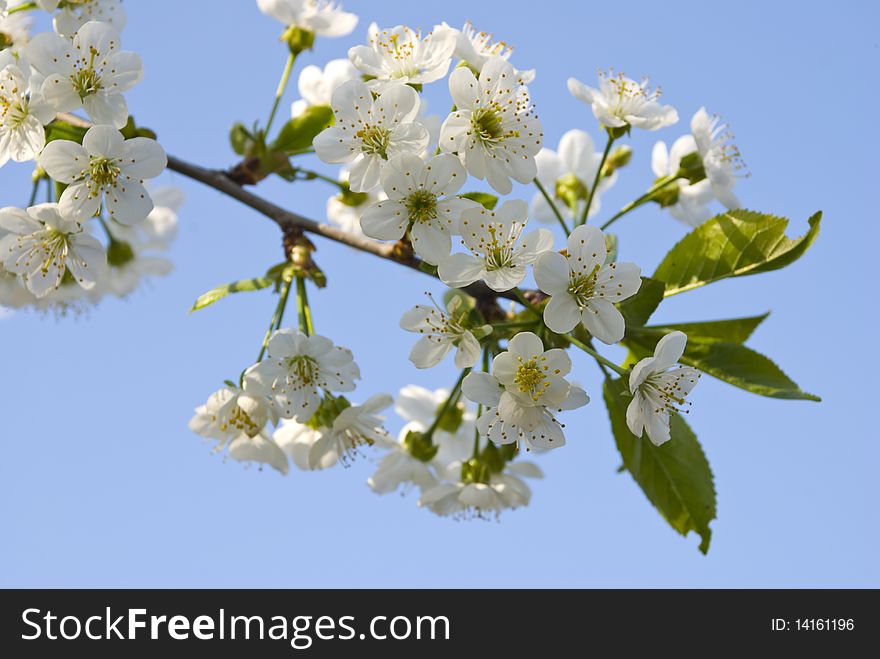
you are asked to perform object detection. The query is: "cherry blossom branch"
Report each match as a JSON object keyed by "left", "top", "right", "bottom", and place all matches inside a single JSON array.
[{"left": 56, "top": 113, "right": 526, "bottom": 303}]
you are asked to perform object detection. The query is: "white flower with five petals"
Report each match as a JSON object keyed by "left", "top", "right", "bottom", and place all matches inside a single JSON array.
[
  {"left": 256, "top": 0, "right": 357, "bottom": 37},
  {"left": 567, "top": 70, "right": 678, "bottom": 131},
  {"left": 188, "top": 385, "right": 288, "bottom": 475},
  {"left": 651, "top": 134, "right": 714, "bottom": 226},
  {"left": 0, "top": 57, "right": 54, "bottom": 166},
  {"left": 348, "top": 23, "right": 457, "bottom": 93},
  {"left": 313, "top": 79, "right": 428, "bottom": 192},
  {"left": 438, "top": 200, "right": 552, "bottom": 292},
  {"left": 0, "top": 203, "right": 105, "bottom": 298},
  {"left": 244, "top": 329, "right": 360, "bottom": 421},
  {"left": 534, "top": 225, "right": 641, "bottom": 344},
  {"left": 418, "top": 460, "right": 542, "bottom": 518},
  {"left": 627, "top": 331, "right": 701, "bottom": 446},
  {"left": 690, "top": 107, "right": 742, "bottom": 211},
  {"left": 462, "top": 332, "right": 588, "bottom": 451},
  {"left": 440, "top": 57, "right": 542, "bottom": 195},
  {"left": 448, "top": 21, "right": 535, "bottom": 83},
  {"left": 26, "top": 21, "right": 142, "bottom": 129},
  {"left": 360, "top": 153, "right": 478, "bottom": 264},
  {"left": 39, "top": 125, "right": 167, "bottom": 225},
  {"left": 399, "top": 294, "right": 482, "bottom": 369}
]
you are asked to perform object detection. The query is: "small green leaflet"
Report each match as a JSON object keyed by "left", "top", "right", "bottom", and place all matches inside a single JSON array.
[
  {"left": 460, "top": 192, "right": 498, "bottom": 210},
  {"left": 653, "top": 210, "right": 821, "bottom": 295},
  {"left": 618, "top": 277, "right": 666, "bottom": 326},
  {"left": 189, "top": 276, "right": 274, "bottom": 313},
  {"left": 603, "top": 378, "right": 716, "bottom": 554},
  {"left": 271, "top": 105, "right": 334, "bottom": 154}
]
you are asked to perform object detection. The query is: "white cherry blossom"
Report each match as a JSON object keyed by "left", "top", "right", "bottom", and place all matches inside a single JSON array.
[
  {"left": 243, "top": 328, "right": 360, "bottom": 421},
  {"left": 440, "top": 57, "right": 542, "bottom": 194},
  {"left": 291, "top": 58, "right": 358, "bottom": 117},
  {"left": 462, "top": 332, "right": 588, "bottom": 451},
  {"left": 0, "top": 58, "right": 54, "bottom": 166},
  {"left": 567, "top": 70, "right": 678, "bottom": 131},
  {"left": 691, "top": 107, "right": 742, "bottom": 211},
  {"left": 313, "top": 79, "right": 428, "bottom": 192},
  {"left": 0, "top": 7, "right": 30, "bottom": 52},
  {"left": 399, "top": 293, "right": 482, "bottom": 369},
  {"left": 348, "top": 23, "right": 457, "bottom": 93},
  {"left": 448, "top": 21, "right": 534, "bottom": 83},
  {"left": 40, "top": 125, "right": 166, "bottom": 225},
  {"left": 651, "top": 135, "right": 714, "bottom": 226},
  {"left": 534, "top": 224, "right": 642, "bottom": 343},
  {"left": 438, "top": 200, "right": 552, "bottom": 292},
  {"left": 531, "top": 129, "right": 617, "bottom": 224},
  {"left": 257, "top": 0, "right": 357, "bottom": 37},
  {"left": 418, "top": 460, "right": 542, "bottom": 518},
  {"left": 188, "top": 385, "right": 288, "bottom": 475},
  {"left": 627, "top": 331, "right": 701, "bottom": 446},
  {"left": 26, "top": 21, "right": 142, "bottom": 129},
  {"left": 360, "top": 152, "right": 478, "bottom": 264},
  {"left": 0, "top": 203, "right": 104, "bottom": 298},
  {"left": 302, "top": 394, "right": 392, "bottom": 469}
]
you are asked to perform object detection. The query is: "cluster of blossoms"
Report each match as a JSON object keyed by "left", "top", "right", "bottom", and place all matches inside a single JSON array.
[
  {"left": 0, "top": 1, "right": 175, "bottom": 315},
  {"left": 183, "top": 0, "right": 752, "bottom": 523}
]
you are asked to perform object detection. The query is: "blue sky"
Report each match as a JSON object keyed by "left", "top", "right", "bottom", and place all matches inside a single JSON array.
[{"left": 1, "top": 0, "right": 876, "bottom": 587}]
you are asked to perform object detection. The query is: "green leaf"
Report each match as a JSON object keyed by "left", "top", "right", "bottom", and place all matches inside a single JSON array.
[
  {"left": 44, "top": 120, "right": 87, "bottom": 144},
  {"left": 189, "top": 277, "right": 274, "bottom": 313},
  {"left": 460, "top": 192, "right": 498, "bottom": 210},
  {"left": 618, "top": 277, "right": 665, "bottom": 326},
  {"left": 647, "top": 313, "right": 769, "bottom": 344},
  {"left": 271, "top": 105, "right": 334, "bottom": 154},
  {"left": 229, "top": 122, "right": 254, "bottom": 156},
  {"left": 625, "top": 327, "right": 820, "bottom": 401},
  {"left": 603, "top": 378, "right": 716, "bottom": 554},
  {"left": 653, "top": 210, "right": 821, "bottom": 296}
]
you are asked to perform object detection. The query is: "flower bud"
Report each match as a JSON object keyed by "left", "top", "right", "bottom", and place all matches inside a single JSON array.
[
  {"left": 677, "top": 151, "right": 706, "bottom": 184},
  {"left": 282, "top": 26, "right": 315, "bottom": 55},
  {"left": 106, "top": 238, "right": 135, "bottom": 267},
  {"left": 403, "top": 430, "right": 439, "bottom": 463},
  {"left": 602, "top": 145, "right": 632, "bottom": 177}
]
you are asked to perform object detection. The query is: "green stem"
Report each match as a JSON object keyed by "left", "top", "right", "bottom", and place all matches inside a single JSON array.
[
  {"left": 27, "top": 179, "right": 39, "bottom": 207},
  {"left": 566, "top": 335, "right": 628, "bottom": 376},
  {"left": 424, "top": 368, "right": 470, "bottom": 441},
  {"left": 256, "top": 278, "right": 293, "bottom": 363},
  {"left": 600, "top": 175, "right": 680, "bottom": 231},
  {"left": 512, "top": 287, "right": 542, "bottom": 317},
  {"left": 8, "top": 1, "right": 37, "bottom": 14},
  {"left": 534, "top": 178, "right": 570, "bottom": 236},
  {"left": 266, "top": 52, "right": 296, "bottom": 135},
  {"left": 295, "top": 168, "right": 346, "bottom": 191},
  {"left": 295, "top": 275, "right": 313, "bottom": 336},
  {"left": 45, "top": 177, "right": 53, "bottom": 203},
  {"left": 579, "top": 133, "right": 614, "bottom": 226}
]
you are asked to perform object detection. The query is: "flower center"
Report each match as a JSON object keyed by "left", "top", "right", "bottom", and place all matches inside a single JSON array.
[
  {"left": 514, "top": 357, "right": 550, "bottom": 401},
  {"left": 470, "top": 106, "right": 507, "bottom": 144},
  {"left": 645, "top": 368, "right": 700, "bottom": 416},
  {"left": 222, "top": 404, "right": 260, "bottom": 438},
  {"left": 71, "top": 50, "right": 104, "bottom": 100},
  {"left": 356, "top": 124, "right": 391, "bottom": 158},
  {"left": 404, "top": 189, "right": 438, "bottom": 224},
  {"left": 89, "top": 156, "right": 121, "bottom": 189},
  {"left": 0, "top": 89, "right": 28, "bottom": 127},
  {"left": 567, "top": 264, "right": 601, "bottom": 308},
  {"left": 286, "top": 355, "right": 319, "bottom": 388}
]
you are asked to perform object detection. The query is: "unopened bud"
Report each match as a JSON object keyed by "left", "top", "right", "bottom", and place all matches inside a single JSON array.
[
  {"left": 602, "top": 145, "right": 632, "bottom": 177},
  {"left": 282, "top": 26, "right": 315, "bottom": 55}
]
